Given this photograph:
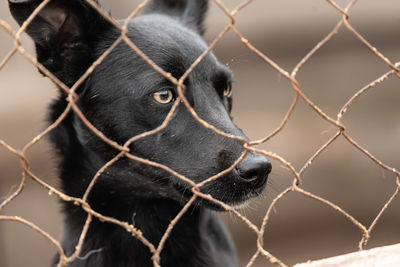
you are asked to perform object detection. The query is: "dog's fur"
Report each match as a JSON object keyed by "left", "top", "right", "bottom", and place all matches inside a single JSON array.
[{"left": 9, "top": 0, "right": 272, "bottom": 266}]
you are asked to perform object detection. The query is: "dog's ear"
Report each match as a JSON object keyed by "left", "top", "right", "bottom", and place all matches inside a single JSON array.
[
  {"left": 142, "top": 0, "right": 208, "bottom": 35},
  {"left": 9, "top": 0, "right": 111, "bottom": 86}
]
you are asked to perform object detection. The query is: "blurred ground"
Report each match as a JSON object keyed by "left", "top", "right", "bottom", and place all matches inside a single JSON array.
[{"left": 1, "top": 1, "right": 399, "bottom": 267}]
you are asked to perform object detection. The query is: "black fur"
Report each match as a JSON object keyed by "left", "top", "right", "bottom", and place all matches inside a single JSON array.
[{"left": 9, "top": 0, "right": 272, "bottom": 266}]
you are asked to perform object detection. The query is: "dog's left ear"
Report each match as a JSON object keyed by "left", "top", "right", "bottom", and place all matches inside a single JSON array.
[{"left": 142, "top": 0, "right": 208, "bottom": 35}]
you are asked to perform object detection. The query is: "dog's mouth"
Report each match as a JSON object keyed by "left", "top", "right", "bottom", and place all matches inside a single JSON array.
[{"left": 173, "top": 171, "right": 268, "bottom": 211}]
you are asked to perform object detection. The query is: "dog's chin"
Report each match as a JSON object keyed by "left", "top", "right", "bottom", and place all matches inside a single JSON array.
[{"left": 173, "top": 179, "right": 267, "bottom": 211}]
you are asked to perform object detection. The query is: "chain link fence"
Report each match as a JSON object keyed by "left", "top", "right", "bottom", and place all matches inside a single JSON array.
[{"left": 1, "top": 0, "right": 399, "bottom": 266}]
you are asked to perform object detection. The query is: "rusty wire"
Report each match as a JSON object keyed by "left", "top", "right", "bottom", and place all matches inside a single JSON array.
[{"left": 0, "top": 0, "right": 399, "bottom": 266}]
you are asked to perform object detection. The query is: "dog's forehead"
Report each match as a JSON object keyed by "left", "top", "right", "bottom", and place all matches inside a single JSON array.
[
  {"left": 126, "top": 15, "right": 217, "bottom": 67},
  {"left": 89, "top": 15, "right": 230, "bottom": 97}
]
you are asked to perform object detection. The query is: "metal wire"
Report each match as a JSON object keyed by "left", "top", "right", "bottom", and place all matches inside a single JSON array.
[{"left": 0, "top": 0, "right": 399, "bottom": 266}]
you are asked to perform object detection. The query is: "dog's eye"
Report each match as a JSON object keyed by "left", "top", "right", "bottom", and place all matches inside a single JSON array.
[
  {"left": 152, "top": 89, "right": 175, "bottom": 104},
  {"left": 223, "top": 83, "right": 232, "bottom": 97}
]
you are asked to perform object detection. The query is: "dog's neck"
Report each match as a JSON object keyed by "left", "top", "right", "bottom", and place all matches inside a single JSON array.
[
  {"left": 60, "top": 197, "right": 213, "bottom": 266},
  {"left": 53, "top": 130, "right": 209, "bottom": 266}
]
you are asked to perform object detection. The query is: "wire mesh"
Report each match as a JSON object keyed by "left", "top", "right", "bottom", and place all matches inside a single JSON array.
[{"left": 0, "top": 0, "right": 399, "bottom": 266}]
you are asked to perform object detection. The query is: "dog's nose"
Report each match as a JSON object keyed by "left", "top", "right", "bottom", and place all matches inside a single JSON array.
[{"left": 236, "top": 154, "right": 272, "bottom": 189}]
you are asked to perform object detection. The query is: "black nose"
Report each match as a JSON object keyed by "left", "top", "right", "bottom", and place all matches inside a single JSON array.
[{"left": 236, "top": 153, "right": 272, "bottom": 189}]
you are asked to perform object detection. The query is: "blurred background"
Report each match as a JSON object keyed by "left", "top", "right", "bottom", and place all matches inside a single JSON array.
[{"left": 1, "top": 0, "right": 399, "bottom": 266}]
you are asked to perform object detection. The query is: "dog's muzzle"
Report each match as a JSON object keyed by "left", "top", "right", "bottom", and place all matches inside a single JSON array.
[{"left": 234, "top": 153, "right": 272, "bottom": 191}]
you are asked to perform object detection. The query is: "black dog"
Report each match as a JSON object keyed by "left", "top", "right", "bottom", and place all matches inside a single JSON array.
[{"left": 9, "top": 0, "right": 271, "bottom": 266}]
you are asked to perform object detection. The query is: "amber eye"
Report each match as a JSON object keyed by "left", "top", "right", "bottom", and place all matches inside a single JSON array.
[
  {"left": 152, "top": 89, "right": 174, "bottom": 104},
  {"left": 223, "top": 83, "right": 232, "bottom": 97}
]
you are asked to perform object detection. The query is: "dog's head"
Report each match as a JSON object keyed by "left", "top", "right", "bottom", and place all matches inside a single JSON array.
[{"left": 9, "top": 0, "right": 271, "bottom": 209}]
